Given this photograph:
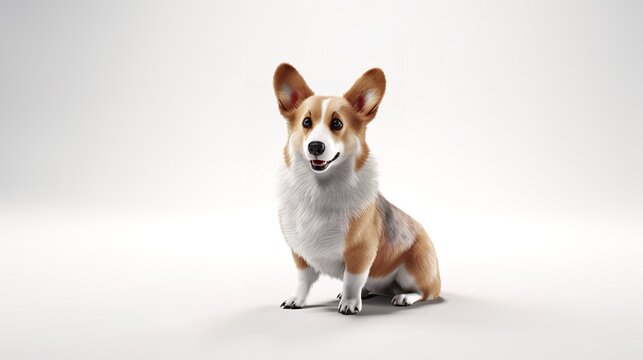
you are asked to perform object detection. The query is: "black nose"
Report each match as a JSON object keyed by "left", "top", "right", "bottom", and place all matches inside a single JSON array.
[{"left": 308, "top": 141, "right": 325, "bottom": 156}]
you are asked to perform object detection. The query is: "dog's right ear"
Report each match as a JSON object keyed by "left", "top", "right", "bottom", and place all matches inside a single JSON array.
[{"left": 273, "top": 63, "right": 314, "bottom": 117}]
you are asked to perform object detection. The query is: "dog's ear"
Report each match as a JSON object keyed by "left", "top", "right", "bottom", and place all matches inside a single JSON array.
[
  {"left": 344, "top": 68, "right": 386, "bottom": 122},
  {"left": 273, "top": 63, "right": 314, "bottom": 117}
]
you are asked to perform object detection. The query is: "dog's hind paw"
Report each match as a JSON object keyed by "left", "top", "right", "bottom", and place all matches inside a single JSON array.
[{"left": 391, "top": 293, "right": 421, "bottom": 306}]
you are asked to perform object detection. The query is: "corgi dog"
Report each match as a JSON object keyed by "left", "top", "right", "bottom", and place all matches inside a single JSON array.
[{"left": 274, "top": 63, "right": 440, "bottom": 315}]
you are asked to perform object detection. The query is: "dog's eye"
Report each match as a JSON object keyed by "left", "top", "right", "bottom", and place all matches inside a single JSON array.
[
  {"left": 302, "top": 117, "right": 312, "bottom": 128},
  {"left": 330, "top": 118, "right": 343, "bottom": 130}
]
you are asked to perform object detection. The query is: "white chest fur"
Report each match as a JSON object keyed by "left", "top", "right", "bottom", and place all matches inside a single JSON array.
[{"left": 278, "top": 153, "right": 378, "bottom": 279}]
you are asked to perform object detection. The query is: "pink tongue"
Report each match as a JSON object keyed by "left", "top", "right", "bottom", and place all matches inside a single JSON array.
[{"left": 312, "top": 160, "right": 326, "bottom": 166}]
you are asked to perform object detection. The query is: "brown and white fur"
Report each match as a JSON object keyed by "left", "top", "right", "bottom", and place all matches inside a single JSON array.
[{"left": 274, "top": 63, "right": 440, "bottom": 315}]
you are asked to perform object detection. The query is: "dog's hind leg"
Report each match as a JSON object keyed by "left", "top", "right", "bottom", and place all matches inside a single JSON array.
[{"left": 393, "top": 228, "right": 441, "bottom": 305}]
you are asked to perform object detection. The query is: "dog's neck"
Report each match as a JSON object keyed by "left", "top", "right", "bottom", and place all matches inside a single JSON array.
[{"left": 279, "top": 151, "right": 379, "bottom": 215}]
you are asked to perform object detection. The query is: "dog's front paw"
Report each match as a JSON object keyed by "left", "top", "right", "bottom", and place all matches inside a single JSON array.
[
  {"left": 338, "top": 297, "right": 362, "bottom": 315},
  {"left": 281, "top": 296, "right": 305, "bottom": 309}
]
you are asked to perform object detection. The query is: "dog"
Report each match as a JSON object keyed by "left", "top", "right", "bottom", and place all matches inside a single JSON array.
[{"left": 273, "top": 63, "right": 440, "bottom": 315}]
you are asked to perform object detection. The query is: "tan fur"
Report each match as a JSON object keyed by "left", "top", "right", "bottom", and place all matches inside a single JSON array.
[
  {"left": 368, "top": 239, "right": 409, "bottom": 278},
  {"left": 368, "top": 242, "right": 407, "bottom": 277},
  {"left": 343, "top": 201, "right": 381, "bottom": 274},
  {"left": 282, "top": 144, "right": 291, "bottom": 168},
  {"left": 344, "top": 203, "right": 441, "bottom": 299},
  {"left": 292, "top": 251, "right": 308, "bottom": 270},
  {"left": 354, "top": 141, "right": 369, "bottom": 171},
  {"left": 404, "top": 225, "right": 441, "bottom": 300}
]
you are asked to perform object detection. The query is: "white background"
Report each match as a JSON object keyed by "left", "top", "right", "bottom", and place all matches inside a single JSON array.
[{"left": 1, "top": 1, "right": 642, "bottom": 359}]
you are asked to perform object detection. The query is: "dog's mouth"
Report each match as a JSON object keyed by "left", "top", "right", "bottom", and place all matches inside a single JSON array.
[{"left": 310, "top": 152, "right": 340, "bottom": 172}]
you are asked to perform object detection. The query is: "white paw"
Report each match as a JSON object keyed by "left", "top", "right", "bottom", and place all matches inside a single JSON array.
[
  {"left": 281, "top": 296, "right": 305, "bottom": 309},
  {"left": 391, "top": 293, "right": 422, "bottom": 306},
  {"left": 338, "top": 297, "right": 362, "bottom": 315}
]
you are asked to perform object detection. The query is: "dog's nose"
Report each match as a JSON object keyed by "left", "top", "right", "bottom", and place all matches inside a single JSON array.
[{"left": 308, "top": 141, "right": 325, "bottom": 156}]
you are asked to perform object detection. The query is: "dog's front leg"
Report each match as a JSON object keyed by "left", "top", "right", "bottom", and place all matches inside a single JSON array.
[
  {"left": 338, "top": 271, "right": 369, "bottom": 314},
  {"left": 339, "top": 240, "right": 377, "bottom": 315},
  {"left": 281, "top": 252, "right": 319, "bottom": 309}
]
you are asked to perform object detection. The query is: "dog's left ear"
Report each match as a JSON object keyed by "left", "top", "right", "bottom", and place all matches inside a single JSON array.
[{"left": 344, "top": 68, "right": 386, "bottom": 122}]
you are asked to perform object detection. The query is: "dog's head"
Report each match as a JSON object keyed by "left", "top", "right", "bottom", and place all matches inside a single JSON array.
[{"left": 273, "top": 63, "right": 386, "bottom": 174}]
